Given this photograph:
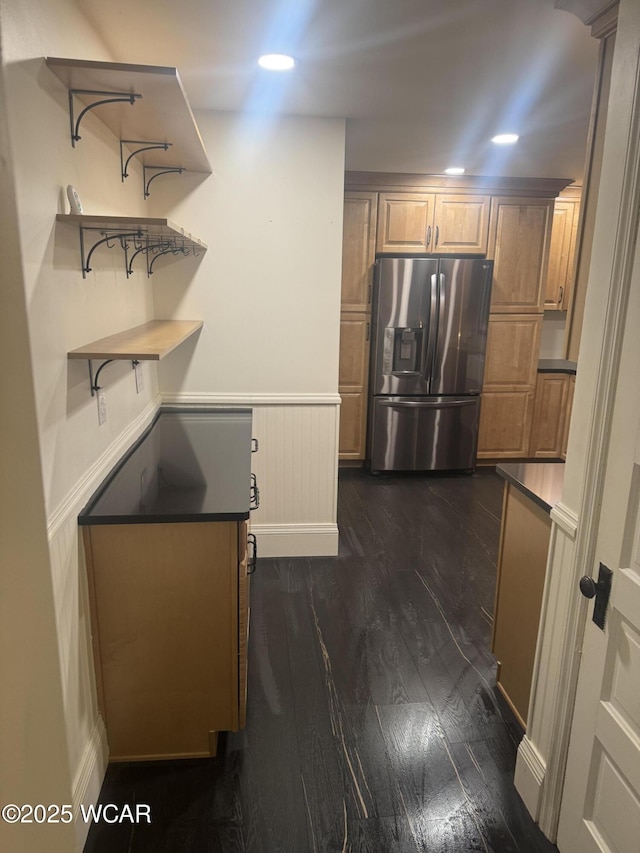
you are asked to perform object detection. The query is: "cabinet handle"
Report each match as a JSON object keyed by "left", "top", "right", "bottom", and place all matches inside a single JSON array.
[
  {"left": 247, "top": 533, "right": 258, "bottom": 574},
  {"left": 251, "top": 437, "right": 259, "bottom": 453},
  {"left": 559, "top": 286, "right": 564, "bottom": 304},
  {"left": 435, "top": 225, "right": 439, "bottom": 248},
  {"left": 426, "top": 225, "right": 432, "bottom": 247},
  {"left": 250, "top": 473, "right": 260, "bottom": 511}
]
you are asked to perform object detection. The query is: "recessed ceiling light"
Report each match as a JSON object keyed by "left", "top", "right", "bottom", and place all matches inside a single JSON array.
[
  {"left": 444, "top": 167, "right": 465, "bottom": 175},
  {"left": 492, "top": 133, "right": 519, "bottom": 145},
  {"left": 258, "top": 54, "right": 296, "bottom": 71}
]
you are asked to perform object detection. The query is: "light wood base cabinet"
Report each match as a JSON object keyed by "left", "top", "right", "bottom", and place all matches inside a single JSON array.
[
  {"left": 492, "top": 484, "right": 551, "bottom": 728},
  {"left": 529, "top": 373, "right": 574, "bottom": 458},
  {"left": 83, "top": 520, "right": 249, "bottom": 761},
  {"left": 478, "top": 391, "right": 536, "bottom": 458}
]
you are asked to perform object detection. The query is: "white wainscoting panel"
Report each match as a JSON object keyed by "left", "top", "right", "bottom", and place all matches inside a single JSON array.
[
  {"left": 46, "top": 399, "right": 159, "bottom": 845},
  {"left": 162, "top": 393, "right": 341, "bottom": 556}
]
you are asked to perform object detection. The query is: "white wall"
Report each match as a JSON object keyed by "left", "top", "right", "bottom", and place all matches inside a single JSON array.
[
  {"left": 0, "top": 29, "right": 76, "bottom": 853},
  {"left": 1, "top": 1, "right": 161, "bottom": 848},
  {"left": 539, "top": 313, "right": 568, "bottom": 359},
  {"left": 151, "top": 112, "right": 346, "bottom": 556}
]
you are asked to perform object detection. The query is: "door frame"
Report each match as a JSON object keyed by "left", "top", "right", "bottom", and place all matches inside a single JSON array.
[{"left": 514, "top": 0, "right": 640, "bottom": 839}]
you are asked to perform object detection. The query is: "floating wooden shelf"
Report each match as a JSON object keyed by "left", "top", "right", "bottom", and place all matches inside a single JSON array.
[
  {"left": 56, "top": 214, "right": 207, "bottom": 249},
  {"left": 69, "top": 320, "right": 203, "bottom": 397},
  {"left": 56, "top": 214, "right": 207, "bottom": 277},
  {"left": 46, "top": 57, "right": 211, "bottom": 175},
  {"left": 68, "top": 320, "right": 203, "bottom": 361}
]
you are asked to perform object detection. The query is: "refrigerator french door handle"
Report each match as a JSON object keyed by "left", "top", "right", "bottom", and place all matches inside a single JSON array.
[
  {"left": 425, "top": 273, "right": 439, "bottom": 392},
  {"left": 377, "top": 399, "right": 477, "bottom": 408}
]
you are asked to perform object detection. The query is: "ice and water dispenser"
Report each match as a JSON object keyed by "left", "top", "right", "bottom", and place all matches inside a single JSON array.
[{"left": 382, "top": 326, "right": 424, "bottom": 377}]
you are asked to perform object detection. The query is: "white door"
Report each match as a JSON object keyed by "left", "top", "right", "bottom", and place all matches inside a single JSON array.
[{"left": 557, "top": 235, "right": 640, "bottom": 851}]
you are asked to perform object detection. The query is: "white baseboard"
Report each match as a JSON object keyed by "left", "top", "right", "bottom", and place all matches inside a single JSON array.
[
  {"left": 72, "top": 716, "right": 109, "bottom": 851},
  {"left": 514, "top": 735, "right": 546, "bottom": 822},
  {"left": 252, "top": 523, "right": 339, "bottom": 557}
]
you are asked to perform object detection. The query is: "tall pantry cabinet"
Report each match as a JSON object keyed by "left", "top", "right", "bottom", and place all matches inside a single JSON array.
[
  {"left": 477, "top": 197, "right": 553, "bottom": 459},
  {"left": 338, "top": 192, "right": 377, "bottom": 459}
]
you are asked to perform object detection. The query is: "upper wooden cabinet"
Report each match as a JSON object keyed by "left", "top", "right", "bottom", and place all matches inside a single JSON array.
[
  {"left": 377, "top": 192, "right": 490, "bottom": 255},
  {"left": 341, "top": 192, "right": 378, "bottom": 311},
  {"left": 545, "top": 196, "right": 581, "bottom": 310},
  {"left": 488, "top": 197, "right": 554, "bottom": 313}
]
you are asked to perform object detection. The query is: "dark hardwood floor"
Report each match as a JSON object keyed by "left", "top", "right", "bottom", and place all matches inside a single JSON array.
[{"left": 84, "top": 468, "right": 558, "bottom": 853}]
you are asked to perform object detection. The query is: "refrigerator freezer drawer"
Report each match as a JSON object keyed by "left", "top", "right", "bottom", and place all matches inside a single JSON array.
[{"left": 369, "top": 396, "right": 481, "bottom": 472}]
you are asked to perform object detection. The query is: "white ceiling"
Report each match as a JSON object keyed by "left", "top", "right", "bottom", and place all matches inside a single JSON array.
[{"left": 77, "top": 0, "right": 599, "bottom": 180}]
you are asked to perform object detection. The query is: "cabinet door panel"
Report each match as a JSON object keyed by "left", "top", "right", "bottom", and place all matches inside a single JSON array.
[
  {"left": 545, "top": 202, "right": 574, "bottom": 308},
  {"left": 377, "top": 193, "right": 435, "bottom": 253},
  {"left": 342, "top": 192, "right": 377, "bottom": 311},
  {"left": 339, "top": 314, "right": 369, "bottom": 387},
  {"left": 339, "top": 313, "right": 370, "bottom": 460},
  {"left": 85, "top": 522, "right": 239, "bottom": 760},
  {"left": 433, "top": 194, "right": 490, "bottom": 254},
  {"left": 488, "top": 197, "right": 553, "bottom": 312},
  {"left": 477, "top": 391, "right": 535, "bottom": 457},
  {"left": 530, "top": 373, "right": 570, "bottom": 457},
  {"left": 483, "top": 314, "right": 543, "bottom": 391},
  {"left": 562, "top": 375, "right": 576, "bottom": 459},
  {"left": 339, "top": 392, "right": 367, "bottom": 459},
  {"left": 492, "top": 484, "right": 551, "bottom": 726}
]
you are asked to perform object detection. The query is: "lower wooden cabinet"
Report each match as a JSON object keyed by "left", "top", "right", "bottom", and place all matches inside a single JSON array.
[
  {"left": 478, "top": 391, "right": 536, "bottom": 457},
  {"left": 529, "top": 373, "right": 573, "bottom": 458},
  {"left": 339, "top": 312, "right": 370, "bottom": 460},
  {"left": 83, "top": 520, "right": 249, "bottom": 761},
  {"left": 492, "top": 483, "right": 551, "bottom": 728},
  {"left": 562, "top": 375, "right": 575, "bottom": 459}
]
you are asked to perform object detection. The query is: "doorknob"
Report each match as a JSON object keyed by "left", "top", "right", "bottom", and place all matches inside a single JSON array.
[
  {"left": 579, "top": 576, "right": 598, "bottom": 598},
  {"left": 579, "top": 563, "right": 613, "bottom": 630}
]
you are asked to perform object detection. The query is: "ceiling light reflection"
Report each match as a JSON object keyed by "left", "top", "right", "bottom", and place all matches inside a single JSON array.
[
  {"left": 258, "top": 54, "right": 296, "bottom": 71},
  {"left": 491, "top": 133, "right": 519, "bottom": 145}
]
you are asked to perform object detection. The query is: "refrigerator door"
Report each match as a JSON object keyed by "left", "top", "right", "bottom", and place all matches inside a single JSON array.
[
  {"left": 430, "top": 259, "right": 493, "bottom": 396},
  {"left": 370, "top": 395, "right": 481, "bottom": 472},
  {"left": 370, "top": 257, "right": 439, "bottom": 396}
]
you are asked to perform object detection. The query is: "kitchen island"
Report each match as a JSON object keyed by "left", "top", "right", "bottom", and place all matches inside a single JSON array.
[
  {"left": 79, "top": 408, "right": 255, "bottom": 761},
  {"left": 492, "top": 461, "right": 564, "bottom": 728}
]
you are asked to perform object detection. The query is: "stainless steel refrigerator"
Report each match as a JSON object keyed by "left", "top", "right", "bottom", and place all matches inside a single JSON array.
[{"left": 368, "top": 257, "right": 493, "bottom": 472}]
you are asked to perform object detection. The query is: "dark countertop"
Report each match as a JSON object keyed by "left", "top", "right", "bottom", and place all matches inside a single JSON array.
[
  {"left": 79, "top": 408, "right": 253, "bottom": 524},
  {"left": 538, "top": 358, "right": 577, "bottom": 374},
  {"left": 496, "top": 461, "right": 565, "bottom": 514}
]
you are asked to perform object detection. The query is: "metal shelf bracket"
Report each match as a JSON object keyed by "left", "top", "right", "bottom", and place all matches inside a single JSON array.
[
  {"left": 80, "top": 227, "right": 144, "bottom": 279},
  {"left": 143, "top": 164, "right": 184, "bottom": 198},
  {"left": 120, "top": 139, "right": 172, "bottom": 181},
  {"left": 69, "top": 89, "right": 142, "bottom": 147},
  {"left": 87, "top": 358, "right": 139, "bottom": 397}
]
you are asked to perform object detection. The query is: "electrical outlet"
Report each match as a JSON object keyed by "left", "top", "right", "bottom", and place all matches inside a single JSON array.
[
  {"left": 134, "top": 361, "right": 144, "bottom": 393},
  {"left": 97, "top": 390, "right": 107, "bottom": 425}
]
